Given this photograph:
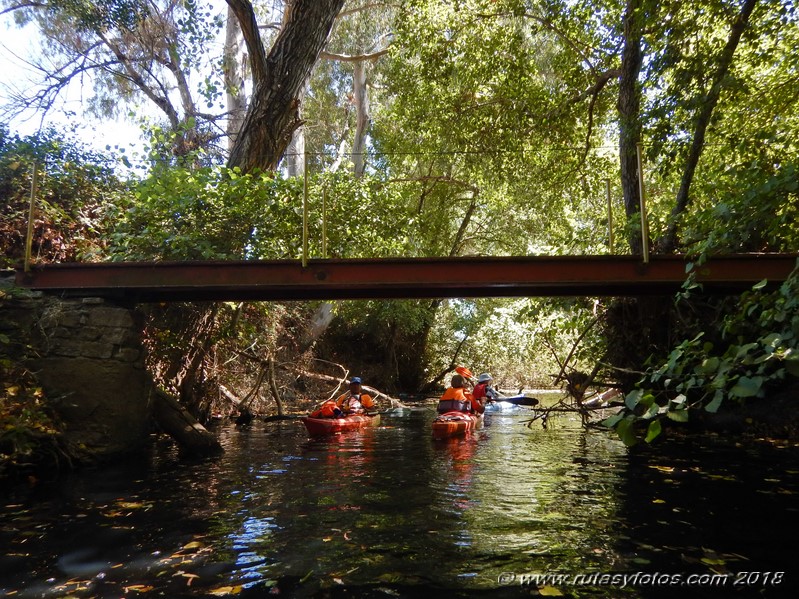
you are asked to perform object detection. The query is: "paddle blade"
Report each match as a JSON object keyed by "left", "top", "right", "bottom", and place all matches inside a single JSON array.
[
  {"left": 501, "top": 395, "right": 540, "bottom": 406},
  {"left": 515, "top": 397, "right": 540, "bottom": 406},
  {"left": 455, "top": 366, "right": 475, "bottom": 380}
]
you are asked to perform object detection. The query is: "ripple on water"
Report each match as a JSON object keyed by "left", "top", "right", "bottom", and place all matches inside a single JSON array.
[{"left": 3, "top": 408, "right": 799, "bottom": 597}]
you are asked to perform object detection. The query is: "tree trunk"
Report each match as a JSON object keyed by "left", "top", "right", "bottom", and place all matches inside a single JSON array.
[
  {"left": 285, "top": 122, "right": 306, "bottom": 177},
  {"left": 151, "top": 387, "right": 223, "bottom": 455},
  {"left": 352, "top": 60, "right": 369, "bottom": 177},
  {"left": 226, "top": 0, "right": 346, "bottom": 173},
  {"left": 659, "top": 0, "right": 759, "bottom": 252},
  {"left": 299, "top": 302, "right": 335, "bottom": 353},
  {"left": 224, "top": 4, "right": 247, "bottom": 151},
  {"left": 617, "top": 0, "right": 645, "bottom": 254},
  {"left": 175, "top": 304, "right": 219, "bottom": 419}
]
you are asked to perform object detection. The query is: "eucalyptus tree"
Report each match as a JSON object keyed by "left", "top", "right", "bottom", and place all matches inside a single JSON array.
[
  {"left": 0, "top": 0, "right": 229, "bottom": 160},
  {"left": 280, "top": 1, "right": 396, "bottom": 177},
  {"left": 225, "top": 0, "right": 345, "bottom": 172},
  {"left": 0, "top": 0, "right": 352, "bottom": 171}
]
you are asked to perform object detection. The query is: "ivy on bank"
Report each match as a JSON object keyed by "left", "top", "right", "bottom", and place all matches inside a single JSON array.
[
  {"left": 605, "top": 260, "right": 799, "bottom": 446},
  {"left": 0, "top": 285, "right": 71, "bottom": 477}
]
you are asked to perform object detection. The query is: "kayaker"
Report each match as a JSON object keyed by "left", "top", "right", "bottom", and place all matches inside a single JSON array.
[
  {"left": 437, "top": 374, "right": 484, "bottom": 414},
  {"left": 336, "top": 376, "right": 375, "bottom": 414},
  {"left": 473, "top": 373, "right": 500, "bottom": 405}
]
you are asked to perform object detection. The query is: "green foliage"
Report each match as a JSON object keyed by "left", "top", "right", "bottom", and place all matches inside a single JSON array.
[
  {"left": 322, "top": 299, "right": 436, "bottom": 390},
  {"left": 372, "top": 0, "right": 621, "bottom": 257},
  {"left": 10, "top": 0, "right": 227, "bottom": 156},
  {"left": 105, "top": 165, "right": 415, "bottom": 261},
  {"left": 643, "top": 0, "right": 799, "bottom": 249},
  {"left": 3, "top": 0, "right": 798, "bottom": 402},
  {"left": 605, "top": 261, "right": 799, "bottom": 445},
  {"left": 683, "top": 161, "right": 799, "bottom": 253},
  {"left": 49, "top": 0, "right": 149, "bottom": 31},
  {"left": 0, "top": 124, "right": 127, "bottom": 268},
  {"left": 423, "top": 296, "right": 603, "bottom": 392}
]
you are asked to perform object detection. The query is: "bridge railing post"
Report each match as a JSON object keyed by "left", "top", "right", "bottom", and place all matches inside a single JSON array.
[
  {"left": 302, "top": 150, "right": 309, "bottom": 268},
  {"left": 24, "top": 162, "right": 39, "bottom": 273},
  {"left": 605, "top": 178, "right": 614, "bottom": 255},
  {"left": 636, "top": 143, "right": 651, "bottom": 264}
]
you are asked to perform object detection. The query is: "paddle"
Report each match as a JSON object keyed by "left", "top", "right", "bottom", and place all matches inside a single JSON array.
[
  {"left": 456, "top": 366, "right": 540, "bottom": 407},
  {"left": 498, "top": 395, "right": 540, "bottom": 407}
]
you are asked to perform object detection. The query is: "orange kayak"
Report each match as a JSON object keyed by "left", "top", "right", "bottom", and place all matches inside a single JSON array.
[
  {"left": 431, "top": 411, "right": 483, "bottom": 440},
  {"left": 302, "top": 413, "right": 380, "bottom": 436}
]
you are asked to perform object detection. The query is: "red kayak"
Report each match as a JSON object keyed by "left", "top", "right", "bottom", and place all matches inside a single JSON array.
[
  {"left": 302, "top": 413, "right": 381, "bottom": 436},
  {"left": 431, "top": 411, "right": 483, "bottom": 440}
]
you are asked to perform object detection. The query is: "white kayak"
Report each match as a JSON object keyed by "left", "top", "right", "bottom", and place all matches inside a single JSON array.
[{"left": 483, "top": 401, "right": 521, "bottom": 413}]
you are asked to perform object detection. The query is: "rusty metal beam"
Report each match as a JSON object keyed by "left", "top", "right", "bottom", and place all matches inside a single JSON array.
[{"left": 13, "top": 254, "right": 798, "bottom": 302}]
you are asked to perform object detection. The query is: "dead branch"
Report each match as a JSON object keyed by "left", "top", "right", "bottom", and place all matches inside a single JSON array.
[
  {"left": 266, "top": 356, "right": 284, "bottom": 416},
  {"left": 552, "top": 316, "right": 599, "bottom": 387},
  {"left": 423, "top": 335, "right": 469, "bottom": 391},
  {"left": 519, "top": 398, "right": 617, "bottom": 430},
  {"left": 219, "top": 384, "right": 242, "bottom": 407}
]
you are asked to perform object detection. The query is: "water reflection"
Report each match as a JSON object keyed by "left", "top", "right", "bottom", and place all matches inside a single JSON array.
[
  {"left": 616, "top": 434, "right": 799, "bottom": 598},
  {"left": 1, "top": 409, "right": 798, "bottom": 597}
]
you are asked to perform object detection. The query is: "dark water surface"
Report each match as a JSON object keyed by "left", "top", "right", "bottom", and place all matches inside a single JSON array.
[{"left": 2, "top": 406, "right": 798, "bottom": 598}]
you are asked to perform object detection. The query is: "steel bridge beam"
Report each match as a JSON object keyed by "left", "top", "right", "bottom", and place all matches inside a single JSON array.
[{"left": 13, "top": 254, "right": 798, "bottom": 302}]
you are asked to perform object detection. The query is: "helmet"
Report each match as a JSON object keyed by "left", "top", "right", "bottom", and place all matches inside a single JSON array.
[
  {"left": 350, "top": 376, "right": 362, "bottom": 384},
  {"left": 478, "top": 373, "right": 493, "bottom": 383}
]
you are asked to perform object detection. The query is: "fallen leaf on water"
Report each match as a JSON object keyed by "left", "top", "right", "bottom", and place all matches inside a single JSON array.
[
  {"left": 183, "top": 541, "right": 204, "bottom": 549},
  {"left": 700, "top": 557, "right": 726, "bottom": 566},
  {"left": 209, "top": 586, "right": 243, "bottom": 596},
  {"left": 649, "top": 465, "right": 674, "bottom": 473},
  {"left": 116, "top": 501, "right": 141, "bottom": 508},
  {"left": 539, "top": 586, "right": 564, "bottom": 596},
  {"left": 124, "top": 585, "right": 155, "bottom": 593}
]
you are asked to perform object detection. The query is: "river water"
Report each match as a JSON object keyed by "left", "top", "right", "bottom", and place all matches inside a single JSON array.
[{"left": 1, "top": 404, "right": 798, "bottom": 598}]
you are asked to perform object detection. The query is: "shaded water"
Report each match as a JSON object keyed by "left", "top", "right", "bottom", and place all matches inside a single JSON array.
[{"left": 1, "top": 406, "right": 798, "bottom": 598}]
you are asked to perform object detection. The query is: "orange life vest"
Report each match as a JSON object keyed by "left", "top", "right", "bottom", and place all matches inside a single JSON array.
[
  {"left": 310, "top": 400, "right": 343, "bottom": 419},
  {"left": 437, "top": 387, "right": 475, "bottom": 414},
  {"left": 336, "top": 392, "right": 374, "bottom": 413}
]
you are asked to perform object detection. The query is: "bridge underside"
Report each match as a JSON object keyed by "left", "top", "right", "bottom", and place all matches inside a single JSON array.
[{"left": 14, "top": 254, "right": 797, "bottom": 302}]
